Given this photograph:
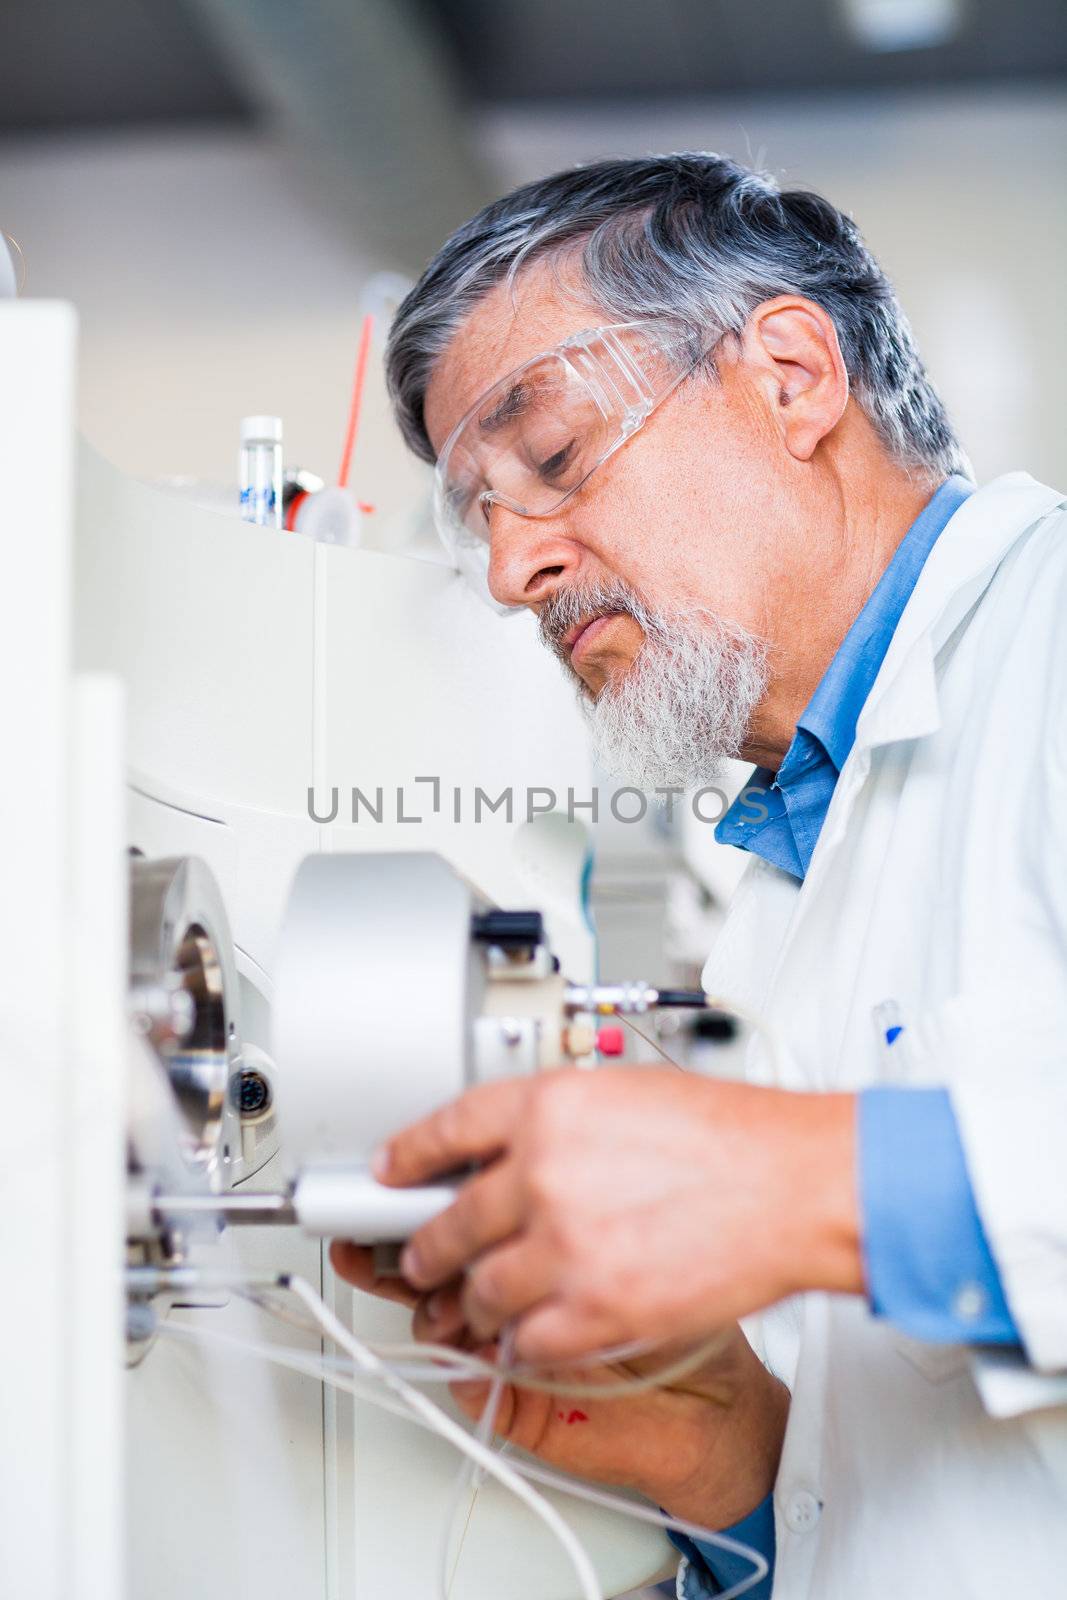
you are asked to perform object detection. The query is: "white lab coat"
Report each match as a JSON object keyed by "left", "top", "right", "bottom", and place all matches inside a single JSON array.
[{"left": 691, "top": 473, "right": 1067, "bottom": 1598}]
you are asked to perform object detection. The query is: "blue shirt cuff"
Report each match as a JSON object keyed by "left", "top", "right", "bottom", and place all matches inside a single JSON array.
[
  {"left": 859, "top": 1086, "right": 1019, "bottom": 1344},
  {"left": 668, "top": 1492, "right": 775, "bottom": 1598}
]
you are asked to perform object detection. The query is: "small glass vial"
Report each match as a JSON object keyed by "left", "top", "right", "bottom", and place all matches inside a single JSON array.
[{"left": 239, "top": 415, "right": 283, "bottom": 527}]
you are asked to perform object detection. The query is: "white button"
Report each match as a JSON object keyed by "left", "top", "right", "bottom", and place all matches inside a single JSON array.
[
  {"left": 783, "top": 1488, "right": 822, "bottom": 1534},
  {"left": 953, "top": 1281, "right": 987, "bottom": 1322}
]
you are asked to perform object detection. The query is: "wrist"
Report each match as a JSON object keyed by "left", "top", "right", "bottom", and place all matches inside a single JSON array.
[
  {"left": 645, "top": 1361, "right": 790, "bottom": 1530},
  {"left": 783, "top": 1090, "right": 864, "bottom": 1299},
  {"left": 815, "top": 1092, "right": 864, "bottom": 1296}
]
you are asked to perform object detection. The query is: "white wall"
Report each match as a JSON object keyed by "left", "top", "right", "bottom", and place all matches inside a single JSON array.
[
  {"left": 0, "top": 128, "right": 429, "bottom": 529},
  {"left": 479, "top": 85, "right": 1067, "bottom": 487},
  {"left": 2, "top": 87, "right": 1062, "bottom": 518}
]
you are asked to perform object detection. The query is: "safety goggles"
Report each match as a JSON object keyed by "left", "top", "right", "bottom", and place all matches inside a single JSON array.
[{"left": 432, "top": 320, "right": 711, "bottom": 611}]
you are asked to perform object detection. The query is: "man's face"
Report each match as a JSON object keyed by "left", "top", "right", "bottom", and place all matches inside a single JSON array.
[{"left": 422, "top": 259, "right": 826, "bottom": 779}]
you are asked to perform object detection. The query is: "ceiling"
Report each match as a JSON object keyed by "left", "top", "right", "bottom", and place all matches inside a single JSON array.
[
  {"left": 0, "top": 0, "right": 251, "bottom": 131},
  {"left": 1, "top": 0, "right": 1064, "bottom": 134},
  {"left": 2, "top": 0, "right": 1062, "bottom": 269},
  {"left": 428, "top": 0, "right": 1067, "bottom": 101}
]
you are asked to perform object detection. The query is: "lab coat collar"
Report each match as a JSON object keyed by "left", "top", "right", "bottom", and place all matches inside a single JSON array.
[
  {"left": 741, "top": 473, "right": 1065, "bottom": 1002},
  {"left": 854, "top": 473, "right": 1065, "bottom": 755}
]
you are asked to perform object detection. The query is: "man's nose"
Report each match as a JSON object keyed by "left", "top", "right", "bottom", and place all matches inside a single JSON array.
[{"left": 485, "top": 505, "right": 583, "bottom": 610}]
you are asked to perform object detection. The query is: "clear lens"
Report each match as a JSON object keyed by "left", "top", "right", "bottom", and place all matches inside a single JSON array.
[
  {"left": 439, "top": 351, "right": 621, "bottom": 551},
  {"left": 432, "top": 321, "right": 704, "bottom": 608}
]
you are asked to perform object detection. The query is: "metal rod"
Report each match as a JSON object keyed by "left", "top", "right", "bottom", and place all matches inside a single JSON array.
[
  {"left": 152, "top": 1191, "right": 298, "bottom": 1227},
  {"left": 125, "top": 1265, "right": 289, "bottom": 1293},
  {"left": 565, "top": 981, "right": 659, "bottom": 1015},
  {"left": 564, "top": 982, "right": 713, "bottom": 1014}
]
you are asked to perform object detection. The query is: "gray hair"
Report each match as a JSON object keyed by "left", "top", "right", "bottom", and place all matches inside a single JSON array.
[{"left": 386, "top": 153, "right": 967, "bottom": 479}]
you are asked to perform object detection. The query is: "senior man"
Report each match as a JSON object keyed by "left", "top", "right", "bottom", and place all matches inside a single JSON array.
[{"left": 333, "top": 155, "right": 1067, "bottom": 1598}]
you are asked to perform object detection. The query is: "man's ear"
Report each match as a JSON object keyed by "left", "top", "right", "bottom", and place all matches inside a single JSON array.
[{"left": 741, "top": 295, "right": 850, "bottom": 462}]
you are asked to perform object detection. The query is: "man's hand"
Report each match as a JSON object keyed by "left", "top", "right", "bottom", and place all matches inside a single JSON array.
[
  {"left": 330, "top": 1241, "right": 789, "bottom": 1530},
  {"left": 370, "top": 1068, "right": 862, "bottom": 1363}
]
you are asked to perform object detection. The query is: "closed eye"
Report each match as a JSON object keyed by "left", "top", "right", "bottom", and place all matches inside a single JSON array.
[{"left": 538, "top": 439, "right": 577, "bottom": 482}]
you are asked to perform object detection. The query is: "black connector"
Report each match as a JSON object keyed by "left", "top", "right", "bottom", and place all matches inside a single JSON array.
[
  {"left": 690, "top": 1010, "right": 738, "bottom": 1042},
  {"left": 654, "top": 988, "right": 711, "bottom": 1009},
  {"left": 471, "top": 909, "right": 545, "bottom": 954}
]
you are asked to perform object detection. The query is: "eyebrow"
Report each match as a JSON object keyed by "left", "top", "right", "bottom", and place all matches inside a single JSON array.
[{"left": 478, "top": 381, "right": 531, "bottom": 435}]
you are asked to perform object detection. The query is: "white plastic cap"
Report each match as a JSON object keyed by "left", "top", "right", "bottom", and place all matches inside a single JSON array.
[
  {"left": 292, "top": 485, "right": 362, "bottom": 547},
  {"left": 240, "top": 414, "right": 283, "bottom": 444}
]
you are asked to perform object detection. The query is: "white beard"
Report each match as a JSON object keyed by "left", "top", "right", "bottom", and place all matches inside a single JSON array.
[{"left": 540, "top": 581, "right": 767, "bottom": 792}]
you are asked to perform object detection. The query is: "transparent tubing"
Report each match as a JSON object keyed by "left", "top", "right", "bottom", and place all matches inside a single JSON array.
[
  {"left": 157, "top": 1314, "right": 768, "bottom": 1599},
  {"left": 437, "top": 1324, "right": 516, "bottom": 1599},
  {"left": 400, "top": 1334, "right": 731, "bottom": 1400},
  {"left": 236, "top": 1289, "right": 730, "bottom": 1401},
  {"left": 284, "top": 1276, "right": 603, "bottom": 1600}
]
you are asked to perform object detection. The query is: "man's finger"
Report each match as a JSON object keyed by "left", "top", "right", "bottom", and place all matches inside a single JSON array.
[
  {"left": 411, "top": 1283, "right": 467, "bottom": 1345},
  {"left": 401, "top": 1160, "right": 523, "bottom": 1290},
  {"left": 462, "top": 1237, "right": 553, "bottom": 1341},
  {"left": 374, "top": 1079, "right": 528, "bottom": 1187},
  {"left": 512, "top": 1298, "right": 620, "bottom": 1367},
  {"left": 328, "top": 1241, "right": 420, "bottom": 1310}
]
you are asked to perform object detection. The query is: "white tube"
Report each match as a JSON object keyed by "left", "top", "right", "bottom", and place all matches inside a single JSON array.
[
  {"left": 438, "top": 1324, "right": 517, "bottom": 1597},
  {"left": 292, "top": 1167, "right": 457, "bottom": 1240},
  {"left": 158, "top": 1317, "right": 767, "bottom": 1596},
  {"left": 236, "top": 1287, "right": 730, "bottom": 1403},
  {"left": 285, "top": 1276, "right": 603, "bottom": 1600},
  {"left": 370, "top": 1333, "right": 732, "bottom": 1400}
]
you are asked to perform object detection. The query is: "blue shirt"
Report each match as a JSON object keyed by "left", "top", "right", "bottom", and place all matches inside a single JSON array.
[
  {"left": 676, "top": 477, "right": 1019, "bottom": 1600},
  {"left": 716, "top": 475, "right": 971, "bottom": 878}
]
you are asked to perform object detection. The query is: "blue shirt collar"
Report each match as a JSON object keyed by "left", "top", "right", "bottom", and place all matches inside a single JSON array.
[
  {"left": 791, "top": 474, "right": 974, "bottom": 777},
  {"left": 714, "top": 475, "right": 974, "bottom": 880}
]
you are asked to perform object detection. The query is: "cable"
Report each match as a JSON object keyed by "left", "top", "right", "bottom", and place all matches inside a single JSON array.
[
  {"left": 507, "top": 1455, "right": 767, "bottom": 1600},
  {"left": 156, "top": 1316, "right": 767, "bottom": 1598},
  {"left": 619, "top": 1010, "right": 686, "bottom": 1070},
  {"left": 338, "top": 1331, "right": 732, "bottom": 1400},
  {"left": 236, "top": 1285, "right": 731, "bottom": 1402},
  {"left": 284, "top": 1275, "right": 603, "bottom": 1600},
  {"left": 472, "top": 1326, "right": 516, "bottom": 1489},
  {"left": 438, "top": 1324, "right": 516, "bottom": 1598},
  {"left": 409, "top": 1335, "right": 733, "bottom": 1400}
]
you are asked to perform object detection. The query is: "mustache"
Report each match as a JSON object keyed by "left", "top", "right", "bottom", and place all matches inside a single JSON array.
[{"left": 537, "top": 578, "right": 650, "bottom": 666}]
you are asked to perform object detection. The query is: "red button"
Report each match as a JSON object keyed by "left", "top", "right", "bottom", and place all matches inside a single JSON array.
[{"left": 596, "top": 1025, "right": 625, "bottom": 1057}]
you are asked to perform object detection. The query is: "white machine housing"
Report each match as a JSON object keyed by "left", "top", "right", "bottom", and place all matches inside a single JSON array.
[{"left": 61, "top": 391, "right": 669, "bottom": 1597}]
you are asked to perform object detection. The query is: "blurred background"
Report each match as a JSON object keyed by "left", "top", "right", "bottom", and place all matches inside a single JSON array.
[
  {"left": 2, "top": 0, "right": 1064, "bottom": 1066},
  {"left": 2, "top": 0, "right": 1064, "bottom": 497}
]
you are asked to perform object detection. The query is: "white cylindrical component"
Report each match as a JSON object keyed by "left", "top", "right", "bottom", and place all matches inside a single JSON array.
[
  {"left": 273, "top": 853, "right": 484, "bottom": 1171},
  {"left": 293, "top": 1167, "right": 456, "bottom": 1240},
  {"left": 292, "top": 485, "right": 363, "bottom": 547},
  {"left": 239, "top": 414, "right": 283, "bottom": 528}
]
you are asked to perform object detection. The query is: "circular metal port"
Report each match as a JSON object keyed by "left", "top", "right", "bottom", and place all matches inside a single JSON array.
[
  {"left": 129, "top": 857, "right": 238, "bottom": 1174},
  {"left": 231, "top": 1067, "right": 272, "bottom": 1119}
]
